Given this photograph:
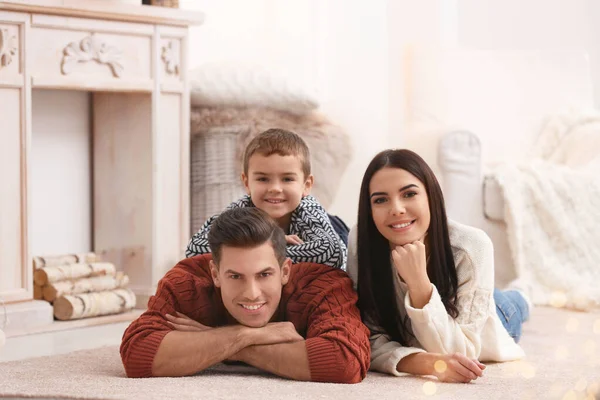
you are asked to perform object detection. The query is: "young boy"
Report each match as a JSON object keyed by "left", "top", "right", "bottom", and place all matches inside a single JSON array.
[{"left": 186, "top": 128, "right": 347, "bottom": 270}]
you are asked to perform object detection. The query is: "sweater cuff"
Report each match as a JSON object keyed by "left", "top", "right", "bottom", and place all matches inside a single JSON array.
[
  {"left": 382, "top": 347, "right": 427, "bottom": 377},
  {"left": 404, "top": 284, "right": 446, "bottom": 324},
  {"left": 124, "top": 329, "right": 170, "bottom": 378},
  {"left": 305, "top": 337, "right": 341, "bottom": 382}
]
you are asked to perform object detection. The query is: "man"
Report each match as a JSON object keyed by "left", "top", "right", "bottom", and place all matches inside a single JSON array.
[{"left": 120, "top": 207, "right": 370, "bottom": 383}]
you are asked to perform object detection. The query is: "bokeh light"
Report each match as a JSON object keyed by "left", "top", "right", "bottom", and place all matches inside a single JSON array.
[
  {"left": 422, "top": 381, "right": 437, "bottom": 396},
  {"left": 550, "top": 291, "right": 568, "bottom": 308},
  {"left": 593, "top": 319, "right": 600, "bottom": 335},
  {"left": 566, "top": 317, "right": 579, "bottom": 333},
  {"left": 561, "top": 390, "right": 576, "bottom": 400},
  {"left": 555, "top": 345, "right": 569, "bottom": 360},
  {"left": 519, "top": 362, "right": 536, "bottom": 379},
  {"left": 434, "top": 360, "right": 447, "bottom": 374}
]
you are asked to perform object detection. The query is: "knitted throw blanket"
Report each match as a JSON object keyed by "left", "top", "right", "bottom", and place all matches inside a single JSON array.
[{"left": 493, "top": 155, "right": 600, "bottom": 310}]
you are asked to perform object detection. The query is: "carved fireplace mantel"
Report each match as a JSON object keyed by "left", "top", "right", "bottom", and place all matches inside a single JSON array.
[{"left": 0, "top": 0, "right": 203, "bottom": 334}]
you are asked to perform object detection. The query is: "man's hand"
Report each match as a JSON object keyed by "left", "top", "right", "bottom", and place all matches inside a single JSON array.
[
  {"left": 285, "top": 235, "right": 304, "bottom": 245},
  {"left": 166, "top": 312, "right": 210, "bottom": 332},
  {"left": 431, "top": 353, "right": 486, "bottom": 383},
  {"left": 248, "top": 321, "right": 304, "bottom": 346},
  {"left": 167, "top": 314, "right": 302, "bottom": 346}
]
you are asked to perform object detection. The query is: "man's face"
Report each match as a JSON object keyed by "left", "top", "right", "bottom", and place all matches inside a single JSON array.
[{"left": 210, "top": 242, "right": 291, "bottom": 328}]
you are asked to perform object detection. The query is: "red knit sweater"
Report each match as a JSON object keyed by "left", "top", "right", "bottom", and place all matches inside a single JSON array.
[{"left": 120, "top": 254, "right": 370, "bottom": 383}]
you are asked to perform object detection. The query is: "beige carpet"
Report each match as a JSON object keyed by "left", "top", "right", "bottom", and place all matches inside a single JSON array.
[{"left": 1, "top": 307, "right": 599, "bottom": 400}]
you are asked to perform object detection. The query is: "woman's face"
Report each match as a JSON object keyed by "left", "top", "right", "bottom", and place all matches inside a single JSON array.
[{"left": 369, "top": 167, "right": 431, "bottom": 247}]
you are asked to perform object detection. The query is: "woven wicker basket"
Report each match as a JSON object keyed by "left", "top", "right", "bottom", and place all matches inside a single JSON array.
[{"left": 190, "top": 126, "right": 247, "bottom": 235}]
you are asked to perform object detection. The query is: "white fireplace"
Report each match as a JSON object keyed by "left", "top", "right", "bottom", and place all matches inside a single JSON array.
[{"left": 0, "top": 0, "right": 203, "bottom": 334}]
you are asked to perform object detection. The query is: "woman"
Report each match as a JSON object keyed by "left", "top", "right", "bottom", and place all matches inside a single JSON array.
[{"left": 347, "top": 149, "right": 530, "bottom": 383}]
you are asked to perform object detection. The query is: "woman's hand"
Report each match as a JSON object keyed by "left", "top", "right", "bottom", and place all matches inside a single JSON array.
[
  {"left": 392, "top": 241, "right": 429, "bottom": 288},
  {"left": 392, "top": 240, "right": 432, "bottom": 308},
  {"left": 431, "top": 353, "right": 486, "bottom": 383},
  {"left": 165, "top": 312, "right": 210, "bottom": 332}
]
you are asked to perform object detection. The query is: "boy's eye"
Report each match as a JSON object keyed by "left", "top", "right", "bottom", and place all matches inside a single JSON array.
[
  {"left": 372, "top": 197, "right": 387, "bottom": 205},
  {"left": 283, "top": 177, "right": 295, "bottom": 182},
  {"left": 256, "top": 177, "right": 268, "bottom": 182}
]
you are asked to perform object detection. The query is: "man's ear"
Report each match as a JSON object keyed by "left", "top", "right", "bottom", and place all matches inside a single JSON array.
[
  {"left": 209, "top": 260, "right": 221, "bottom": 287},
  {"left": 241, "top": 172, "right": 250, "bottom": 195},
  {"left": 302, "top": 174, "right": 314, "bottom": 197},
  {"left": 280, "top": 258, "right": 292, "bottom": 285}
]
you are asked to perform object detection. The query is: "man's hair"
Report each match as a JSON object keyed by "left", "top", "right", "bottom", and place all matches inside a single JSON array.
[
  {"left": 208, "top": 207, "right": 287, "bottom": 266},
  {"left": 242, "top": 128, "right": 311, "bottom": 178}
]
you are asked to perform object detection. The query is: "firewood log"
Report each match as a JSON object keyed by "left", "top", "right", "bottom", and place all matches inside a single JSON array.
[
  {"left": 34, "top": 284, "right": 44, "bottom": 300},
  {"left": 43, "top": 272, "right": 129, "bottom": 303},
  {"left": 53, "top": 288, "right": 137, "bottom": 321},
  {"left": 33, "top": 253, "right": 97, "bottom": 269},
  {"left": 34, "top": 262, "right": 115, "bottom": 286}
]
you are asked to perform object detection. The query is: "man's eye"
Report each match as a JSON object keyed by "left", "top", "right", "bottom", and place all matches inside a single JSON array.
[
  {"left": 260, "top": 272, "right": 272, "bottom": 278},
  {"left": 229, "top": 275, "right": 240, "bottom": 280}
]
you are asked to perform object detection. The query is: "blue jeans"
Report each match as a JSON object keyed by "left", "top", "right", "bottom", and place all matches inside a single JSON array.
[{"left": 494, "top": 289, "right": 529, "bottom": 343}]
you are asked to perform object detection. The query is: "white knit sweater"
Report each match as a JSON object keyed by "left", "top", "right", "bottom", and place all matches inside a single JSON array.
[{"left": 347, "top": 220, "right": 524, "bottom": 376}]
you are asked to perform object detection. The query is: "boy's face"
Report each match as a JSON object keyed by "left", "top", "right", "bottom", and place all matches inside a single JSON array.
[
  {"left": 242, "top": 153, "right": 313, "bottom": 228},
  {"left": 210, "top": 242, "right": 291, "bottom": 328}
]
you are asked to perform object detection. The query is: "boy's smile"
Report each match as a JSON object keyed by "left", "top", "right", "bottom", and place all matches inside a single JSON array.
[{"left": 242, "top": 153, "right": 313, "bottom": 231}]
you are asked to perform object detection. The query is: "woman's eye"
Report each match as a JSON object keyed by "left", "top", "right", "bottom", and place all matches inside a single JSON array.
[
  {"left": 372, "top": 197, "right": 387, "bottom": 204},
  {"left": 404, "top": 191, "right": 417, "bottom": 198}
]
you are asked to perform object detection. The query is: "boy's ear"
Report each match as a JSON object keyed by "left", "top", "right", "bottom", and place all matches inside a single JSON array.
[
  {"left": 241, "top": 172, "right": 251, "bottom": 195},
  {"left": 303, "top": 174, "right": 314, "bottom": 197},
  {"left": 209, "top": 260, "right": 221, "bottom": 287}
]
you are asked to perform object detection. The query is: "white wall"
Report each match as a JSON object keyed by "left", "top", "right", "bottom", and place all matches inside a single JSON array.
[
  {"left": 182, "top": 0, "right": 600, "bottom": 224},
  {"left": 457, "top": 0, "right": 600, "bottom": 105},
  {"left": 182, "top": 0, "right": 391, "bottom": 225},
  {"left": 31, "top": 90, "right": 92, "bottom": 255}
]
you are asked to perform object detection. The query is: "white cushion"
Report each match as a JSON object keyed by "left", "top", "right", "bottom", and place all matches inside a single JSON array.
[{"left": 189, "top": 62, "right": 319, "bottom": 115}]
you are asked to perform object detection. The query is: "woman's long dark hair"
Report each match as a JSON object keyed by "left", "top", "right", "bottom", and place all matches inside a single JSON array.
[{"left": 357, "top": 149, "right": 458, "bottom": 346}]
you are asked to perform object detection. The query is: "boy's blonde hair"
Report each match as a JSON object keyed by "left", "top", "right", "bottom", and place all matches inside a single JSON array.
[{"left": 242, "top": 128, "right": 311, "bottom": 178}]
